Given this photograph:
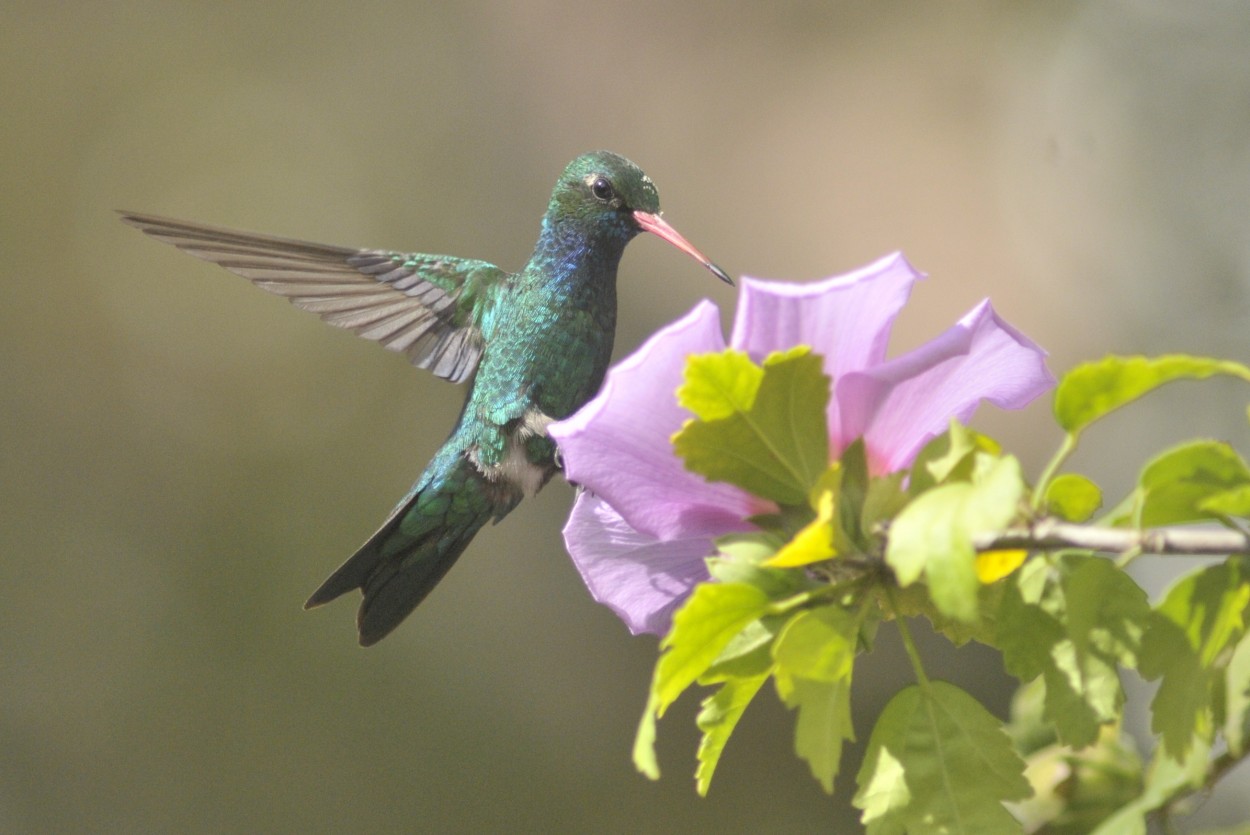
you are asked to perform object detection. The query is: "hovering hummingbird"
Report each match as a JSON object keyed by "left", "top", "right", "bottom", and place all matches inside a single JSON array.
[{"left": 120, "top": 150, "right": 731, "bottom": 645}]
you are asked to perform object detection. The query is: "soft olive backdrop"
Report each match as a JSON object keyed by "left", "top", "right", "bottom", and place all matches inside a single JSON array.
[{"left": 6, "top": 2, "right": 1250, "bottom": 831}]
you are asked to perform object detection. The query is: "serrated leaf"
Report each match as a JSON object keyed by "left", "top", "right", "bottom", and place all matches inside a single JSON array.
[
  {"left": 695, "top": 671, "right": 770, "bottom": 796},
  {"left": 998, "top": 555, "right": 1150, "bottom": 748},
  {"left": 654, "top": 582, "right": 774, "bottom": 716},
  {"left": 1054, "top": 354, "right": 1250, "bottom": 435},
  {"left": 1045, "top": 473, "right": 1103, "bottom": 522},
  {"left": 783, "top": 676, "right": 854, "bottom": 794},
  {"left": 1156, "top": 557, "right": 1250, "bottom": 667},
  {"left": 908, "top": 421, "right": 1004, "bottom": 499},
  {"left": 888, "top": 580, "right": 1005, "bottom": 648},
  {"left": 1225, "top": 632, "right": 1250, "bottom": 755},
  {"left": 636, "top": 581, "right": 777, "bottom": 782},
  {"left": 633, "top": 693, "right": 661, "bottom": 780},
  {"left": 700, "top": 619, "right": 777, "bottom": 682},
  {"left": 1124, "top": 440, "right": 1250, "bottom": 527},
  {"left": 1140, "top": 559, "right": 1250, "bottom": 758},
  {"left": 1090, "top": 738, "right": 1210, "bottom": 835},
  {"left": 773, "top": 605, "right": 859, "bottom": 682},
  {"left": 673, "top": 347, "right": 830, "bottom": 505},
  {"left": 887, "top": 455, "right": 1025, "bottom": 623},
  {"left": 1140, "top": 614, "right": 1208, "bottom": 759},
  {"left": 853, "top": 682, "right": 1030, "bottom": 833},
  {"left": 771, "top": 606, "right": 862, "bottom": 793},
  {"left": 677, "top": 350, "right": 763, "bottom": 420}
]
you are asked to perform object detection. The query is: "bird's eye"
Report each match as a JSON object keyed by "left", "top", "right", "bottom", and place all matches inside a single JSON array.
[{"left": 591, "top": 177, "right": 615, "bottom": 202}]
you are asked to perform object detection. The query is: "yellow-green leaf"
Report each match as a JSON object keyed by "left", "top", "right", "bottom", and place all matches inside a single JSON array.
[
  {"left": 695, "top": 672, "right": 771, "bottom": 795},
  {"left": 766, "top": 489, "right": 837, "bottom": 567},
  {"left": 976, "top": 550, "right": 1027, "bottom": 584},
  {"left": 677, "top": 350, "right": 763, "bottom": 420},
  {"left": 1044, "top": 473, "right": 1102, "bottom": 522},
  {"left": 673, "top": 347, "right": 831, "bottom": 505},
  {"left": 1054, "top": 354, "right": 1250, "bottom": 435},
  {"left": 854, "top": 682, "right": 1030, "bottom": 832},
  {"left": 887, "top": 455, "right": 1026, "bottom": 622}
]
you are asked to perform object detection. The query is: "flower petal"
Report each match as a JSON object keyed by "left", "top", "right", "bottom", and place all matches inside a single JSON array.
[
  {"left": 728, "top": 253, "right": 923, "bottom": 446},
  {"left": 729, "top": 253, "right": 922, "bottom": 371},
  {"left": 549, "top": 301, "right": 757, "bottom": 540},
  {"left": 837, "top": 300, "right": 1055, "bottom": 471},
  {"left": 564, "top": 492, "right": 712, "bottom": 635}
]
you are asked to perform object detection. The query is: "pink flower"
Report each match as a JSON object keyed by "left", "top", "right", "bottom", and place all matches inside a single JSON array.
[{"left": 548, "top": 253, "right": 1054, "bottom": 635}]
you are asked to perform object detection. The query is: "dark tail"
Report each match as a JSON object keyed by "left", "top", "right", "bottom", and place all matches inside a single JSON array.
[{"left": 305, "top": 452, "right": 509, "bottom": 646}]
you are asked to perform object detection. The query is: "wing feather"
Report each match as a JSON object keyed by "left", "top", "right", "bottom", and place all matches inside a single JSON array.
[{"left": 118, "top": 211, "right": 506, "bottom": 383}]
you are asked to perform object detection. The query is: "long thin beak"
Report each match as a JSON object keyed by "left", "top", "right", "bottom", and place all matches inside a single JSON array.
[{"left": 633, "top": 210, "right": 733, "bottom": 285}]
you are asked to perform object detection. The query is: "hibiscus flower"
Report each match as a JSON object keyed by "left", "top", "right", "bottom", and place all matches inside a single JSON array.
[{"left": 548, "top": 253, "right": 1054, "bottom": 635}]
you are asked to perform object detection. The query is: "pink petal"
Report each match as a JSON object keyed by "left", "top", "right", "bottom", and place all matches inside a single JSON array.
[
  {"left": 549, "top": 301, "right": 757, "bottom": 541},
  {"left": 564, "top": 492, "right": 712, "bottom": 635},
  {"left": 728, "top": 253, "right": 923, "bottom": 448},
  {"left": 729, "top": 253, "right": 921, "bottom": 373},
  {"left": 837, "top": 300, "right": 1055, "bottom": 471}
]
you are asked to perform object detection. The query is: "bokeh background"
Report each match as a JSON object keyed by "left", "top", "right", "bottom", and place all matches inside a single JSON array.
[{"left": 6, "top": 1, "right": 1250, "bottom": 831}]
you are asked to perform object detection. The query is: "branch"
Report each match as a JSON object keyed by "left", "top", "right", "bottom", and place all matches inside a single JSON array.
[{"left": 974, "top": 518, "right": 1250, "bottom": 557}]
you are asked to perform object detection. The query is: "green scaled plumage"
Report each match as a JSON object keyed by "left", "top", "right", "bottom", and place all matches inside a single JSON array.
[{"left": 120, "top": 150, "right": 730, "bottom": 646}]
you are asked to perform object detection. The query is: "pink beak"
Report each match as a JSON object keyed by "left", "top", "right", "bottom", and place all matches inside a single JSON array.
[{"left": 633, "top": 210, "right": 733, "bottom": 285}]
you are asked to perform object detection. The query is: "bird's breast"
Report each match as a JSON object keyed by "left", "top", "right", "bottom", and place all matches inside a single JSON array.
[{"left": 467, "top": 407, "right": 554, "bottom": 498}]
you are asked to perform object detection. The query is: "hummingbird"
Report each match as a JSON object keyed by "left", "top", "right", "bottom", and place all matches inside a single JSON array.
[{"left": 120, "top": 150, "right": 731, "bottom": 646}]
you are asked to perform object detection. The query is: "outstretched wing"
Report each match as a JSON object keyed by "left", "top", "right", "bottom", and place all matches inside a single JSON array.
[{"left": 118, "top": 211, "right": 508, "bottom": 383}]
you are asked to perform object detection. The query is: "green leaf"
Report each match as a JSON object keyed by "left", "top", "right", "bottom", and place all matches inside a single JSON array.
[
  {"left": 1044, "top": 473, "right": 1103, "bottom": 522},
  {"left": 1139, "top": 614, "right": 1208, "bottom": 759},
  {"left": 1008, "top": 724, "right": 1144, "bottom": 834},
  {"left": 635, "top": 581, "right": 777, "bottom": 782},
  {"left": 1090, "top": 738, "right": 1210, "bottom": 835},
  {"left": 908, "top": 420, "right": 1003, "bottom": 495},
  {"left": 782, "top": 676, "right": 854, "bottom": 795},
  {"left": 673, "top": 347, "right": 830, "bottom": 505},
  {"left": 887, "top": 455, "right": 1025, "bottom": 623},
  {"left": 677, "top": 350, "right": 763, "bottom": 420},
  {"left": 1006, "top": 679, "right": 1145, "bottom": 833},
  {"left": 713, "top": 531, "right": 786, "bottom": 565},
  {"left": 853, "top": 681, "right": 1031, "bottom": 833},
  {"left": 837, "top": 438, "right": 871, "bottom": 546},
  {"left": 703, "top": 559, "right": 813, "bottom": 601},
  {"left": 1156, "top": 556, "right": 1250, "bottom": 667},
  {"left": 861, "top": 470, "right": 910, "bottom": 539},
  {"left": 1054, "top": 354, "right": 1250, "bottom": 435},
  {"left": 695, "top": 671, "right": 770, "bottom": 796},
  {"left": 1200, "top": 483, "right": 1250, "bottom": 517},
  {"left": 1225, "top": 631, "right": 1250, "bottom": 756},
  {"left": 1116, "top": 440, "right": 1250, "bottom": 527},
  {"left": 633, "top": 692, "right": 661, "bottom": 780},
  {"left": 701, "top": 618, "right": 779, "bottom": 682},
  {"left": 997, "top": 555, "right": 1150, "bottom": 748},
  {"left": 654, "top": 582, "right": 774, "bottom": 716},
  {"left": 766, "top": 488, "right": 837, "bottom": 567},
  {"left": 773, "top": 605, "right": 859, "bottom": 683},
  {"left": 1140, "top": 558, "right": 1250, "bottom": 757},
  {"left": 772, "top": 606, "right": 862, "bottom": 793},
  {"left": 890, "top": 580, "right": 1006, "bottom": 648}
]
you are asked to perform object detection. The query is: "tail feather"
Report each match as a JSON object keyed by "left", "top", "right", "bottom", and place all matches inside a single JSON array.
[
  {"left": 305, "top": 452, "right": 510, "bottom": 646},
  {"left": 356, "top": 506, "right": 491, "bottom": 646}
]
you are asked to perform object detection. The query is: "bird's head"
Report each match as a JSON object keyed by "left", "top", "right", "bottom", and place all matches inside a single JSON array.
[{"left": 547, "top": 151, "right": 732, "bottom": 284}]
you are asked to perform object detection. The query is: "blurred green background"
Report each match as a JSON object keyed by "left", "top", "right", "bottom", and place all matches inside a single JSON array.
[{"left": 6, "top": 1, "right": 1250, "bottom": 831}]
